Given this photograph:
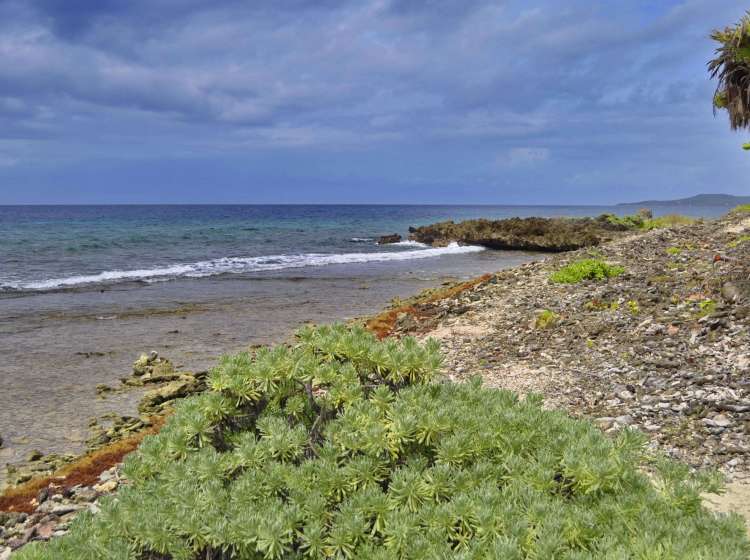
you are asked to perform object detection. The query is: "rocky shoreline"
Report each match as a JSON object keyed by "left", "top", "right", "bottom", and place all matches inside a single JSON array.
[
  {"left": 2, "top": 209, "right": 750, "bottom": 555},
  {"left": 407, "top": 213, "right": 637, "bottom": 251},
  {"left": 394, "top": 208, "right": 750, "bottom": 527}
]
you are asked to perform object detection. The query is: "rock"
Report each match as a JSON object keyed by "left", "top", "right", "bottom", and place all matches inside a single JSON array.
[
  {"left": 93, "top": 479, "right": 118, "bottom": 494},
  {"left": 26, "top": 450, "right": 42, "bottom": 462},
  {"left": 721, "top": 281, "right": 745, "bottom": 303},
  {"left": 50, "top": 504, "right": 83, "bottom": 516},
  {"left": 35, "top": 521, "right": 57, "bottom": 540},
  {"left": 594, "top": 417, "right": 615, "bottom": 429},
  {"left": 36, "top": 487, "right": 49, "bottom": 504},
  {"left": 376, "top": 234, "right": 402, "bottom": 245},
  {"left": 73, "top": 487, "right": 98, "bottom": 502},
  {"left": 713, "top": 414, "right": 733, "bottom": 428},
  {"left": 615, "top": 415, "right": 634, "bottom": 426},
  {"left": 98, "top": 467, "right": 116, "bottom": 482},
  {"left": 138, "top": 375, "right": 199, "bottom": 413},
  {"left": 95, "top": 384, "right": 115, "bottom": 395},
  {"left": 407, "top": 215, "right": 629, "bottom": 252},
  {"left": 615, "top": 389, "right": 635, "bottom": 401},
  {"left": 0, "top": 434, "right": 3, "bottom": 448},
  {"left": 131, "top": 352, "right": 177, "bottom": 382},
  {"left": 1, "top": 546, "right": 11, "bottom": 560}
]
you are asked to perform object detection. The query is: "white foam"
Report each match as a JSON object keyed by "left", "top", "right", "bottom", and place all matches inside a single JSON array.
[
  {"left": 389, "top": 240, "right": 429, "bottom": 248},
  {"left": 7, "top": 243, "right": 485, "bottom": 291}
]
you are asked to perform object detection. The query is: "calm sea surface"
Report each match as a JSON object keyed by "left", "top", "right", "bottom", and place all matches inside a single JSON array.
[{"left": 0, "top": 204, "right": 732, "bottom": 485}]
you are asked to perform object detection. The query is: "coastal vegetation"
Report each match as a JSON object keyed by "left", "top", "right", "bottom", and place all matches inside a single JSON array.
[
  {"left": 549, "top": 259, "right": 625, "bottom": 284},
  {"left": 407, "top": 213, "right": 696, "bottom": 253},
  {"left": 603, "top": 213, "right": 696, "bottom": 231},
  {"left": 13, "top": 324, "right": 749, "bottom": 559},
  {"left": 534, "top": 309, "right": 559, "bottom": 329}
]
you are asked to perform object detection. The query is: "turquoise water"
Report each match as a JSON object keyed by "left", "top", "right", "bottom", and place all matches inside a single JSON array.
[{"left": 0, "top": 204, "right": 729, "bottom": 292}]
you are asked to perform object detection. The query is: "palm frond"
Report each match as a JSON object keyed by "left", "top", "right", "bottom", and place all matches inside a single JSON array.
[{"left": 709, "top": 12, "right": 750, "bottom": 130}]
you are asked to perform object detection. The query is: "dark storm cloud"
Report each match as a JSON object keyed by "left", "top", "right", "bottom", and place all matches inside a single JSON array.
[{"left": 0, "top": 0, "right": 747, "bottom": 203}]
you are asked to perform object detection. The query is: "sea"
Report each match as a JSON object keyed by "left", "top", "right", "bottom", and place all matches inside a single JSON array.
[{"left": 0, "top": 203, "right": 732, "bottom": 485}]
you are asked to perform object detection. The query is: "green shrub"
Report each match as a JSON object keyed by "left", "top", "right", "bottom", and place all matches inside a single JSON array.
[
  {"left": 15, "top": 325, "right": 749, "bottom": 559},
  {"left": 603, "top": 213, "right": 646, "bottom": 229},
  {"left": 603, "top": 213, "right": 695, "bottom": 231},
  {"left": 733, "top": 204, "right": 750, "bottom": 214},
  {"left": 550, "top": 259, "right": 625, "bottom": 284},
  {"left": 666, "top": 246, "right": 682, "bottom": 256},
  {"left": 728, "top": 234, "right": 750, "bottom": 248},
  {"left": 626, "top": 300, "right": 640, "bottom": 315},
  {"left": 642, "top": 214, "right": 696, "bottom": 230},
  {"left": 696, "top": 299, "right": 717, "bottom": 317},
  {"left": 534, "top": 309, "right": 559, "bottom": 329}
]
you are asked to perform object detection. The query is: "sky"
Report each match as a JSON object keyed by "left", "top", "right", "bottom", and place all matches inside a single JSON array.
[{"left": 0, "top": 0, "right": 747, "bottom": 205}]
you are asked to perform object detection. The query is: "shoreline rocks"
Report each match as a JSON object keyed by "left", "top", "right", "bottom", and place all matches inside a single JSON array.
[
  {"left": 408, "top": 215, "right": 632, "bottom": 251},
  {"left": 376, "top": 233, "right": 402, "bottom": 244},
  {"left": 0, "top": 466, "right": 123, "bottom": 554}
]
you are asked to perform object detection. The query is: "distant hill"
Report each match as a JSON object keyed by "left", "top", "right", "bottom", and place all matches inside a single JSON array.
[{"left": 618, "top": 193, "right": 750, "bottom": 207}]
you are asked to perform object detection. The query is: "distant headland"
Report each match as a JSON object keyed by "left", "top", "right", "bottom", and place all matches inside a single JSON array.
[{"left": 618, "top": 193, "right": 750, "bottom": 207}]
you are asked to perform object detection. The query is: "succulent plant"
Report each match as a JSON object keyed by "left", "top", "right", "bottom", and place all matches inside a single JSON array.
[{"left": 15, "top": 325, "right": 750, "bottom": 559}]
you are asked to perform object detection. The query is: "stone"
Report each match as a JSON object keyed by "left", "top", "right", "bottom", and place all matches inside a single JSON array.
[
  {"left": 26, "top": 450, "right": 43, "bottom": 462},
  {"left": 50, "top": 505, "right": 83, "bottom": 516},
  {"left": 35, "top": 522, "right": 56, "bottom": 540},
  {"left": 712, "top": 414, "right": 732, "bottom": 428},
  {"left": 594, "top": 417, "right": 615, "bottom": 430},
  {"left": 615, "top": 389, "right": 634, "bottom": 401},
  {"left": 0, "top": 546, "right": 10, "bottom": 560},
  {"left": 614, "top": 415, "right": 634, "bottom": 426},
  {"left": 74, "top": 487, "right": 98, "bottom": 502},
  {"left": 138, "top": 376, "right": 199, "bottom": 413},
  {"left": 376, "top": 233, "right": 402, "bottom": 245},
  {"left": 36, "top": 487, "right": 49, "bottom": 504},
  {"left": 93, "top": 479, "right": 118, "bottom": 494},
  {"left": 721, "top": 282, "right": 743, "bottom": 303}
]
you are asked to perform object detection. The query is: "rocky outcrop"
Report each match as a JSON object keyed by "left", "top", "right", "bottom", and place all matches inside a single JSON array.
[
  {"left": 376, "top": 233, "right": 402, "bottom": 245},
  {"left": 392, "top": 211, "right": 750, "bottom": 478},
  {"left": 138, "top": 375, "right": 202, "bottom": 414},
  {"left": 408, "top": 215, "right": 628, "bottom": 252}
]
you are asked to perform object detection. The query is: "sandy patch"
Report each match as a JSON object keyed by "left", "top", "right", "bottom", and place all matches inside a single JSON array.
[{"left": 704, "top": 481, "right": 750, "bottom": 535}]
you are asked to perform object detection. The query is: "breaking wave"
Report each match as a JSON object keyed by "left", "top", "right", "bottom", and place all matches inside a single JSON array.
[{"left": 2, "top": 243, "right": 484, "bottom": 292}]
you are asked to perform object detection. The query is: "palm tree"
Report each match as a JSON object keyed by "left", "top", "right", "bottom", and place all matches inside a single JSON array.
[{"left": 708, "top": 12, "right": 750, "bottom": 149}]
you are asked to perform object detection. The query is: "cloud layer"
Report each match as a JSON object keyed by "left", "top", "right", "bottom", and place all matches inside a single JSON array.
[{"left": 0, "top": 0, "right": 747, "bottom": 203}]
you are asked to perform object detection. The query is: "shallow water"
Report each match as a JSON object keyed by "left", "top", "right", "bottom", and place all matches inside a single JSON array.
[{"left": 0, "top": 251, "right": 535, "bottom": 487}]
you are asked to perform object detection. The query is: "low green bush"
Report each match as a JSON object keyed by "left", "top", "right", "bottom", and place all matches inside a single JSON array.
[
  {"left": 603, "top": 213, "right": 695, "bottom": 231},
  {"left": 728, "top": 234, "right": 750, "bottom": 248},
  {"left": 733, "top": 203, "right": 750, "bottom": 214},
  {"left": 534, "top": 309, "right": 559, "bottom": 329},
  {"left": 642, "top": 214, "right": 696, "bottom": 230},
  {"left": 15, "top": 325, "right": 749, "bottom": 559},
  {"left": 603, "top": 213, "right": 647, "bottom": 229},
  {"left": 550, "top": 259, "right": 625, "bottom": 284}
]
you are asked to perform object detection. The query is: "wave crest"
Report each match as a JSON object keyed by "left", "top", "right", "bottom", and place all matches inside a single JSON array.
[{"left": 2, "top": 243, "right": 484, "bottom": 291}]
